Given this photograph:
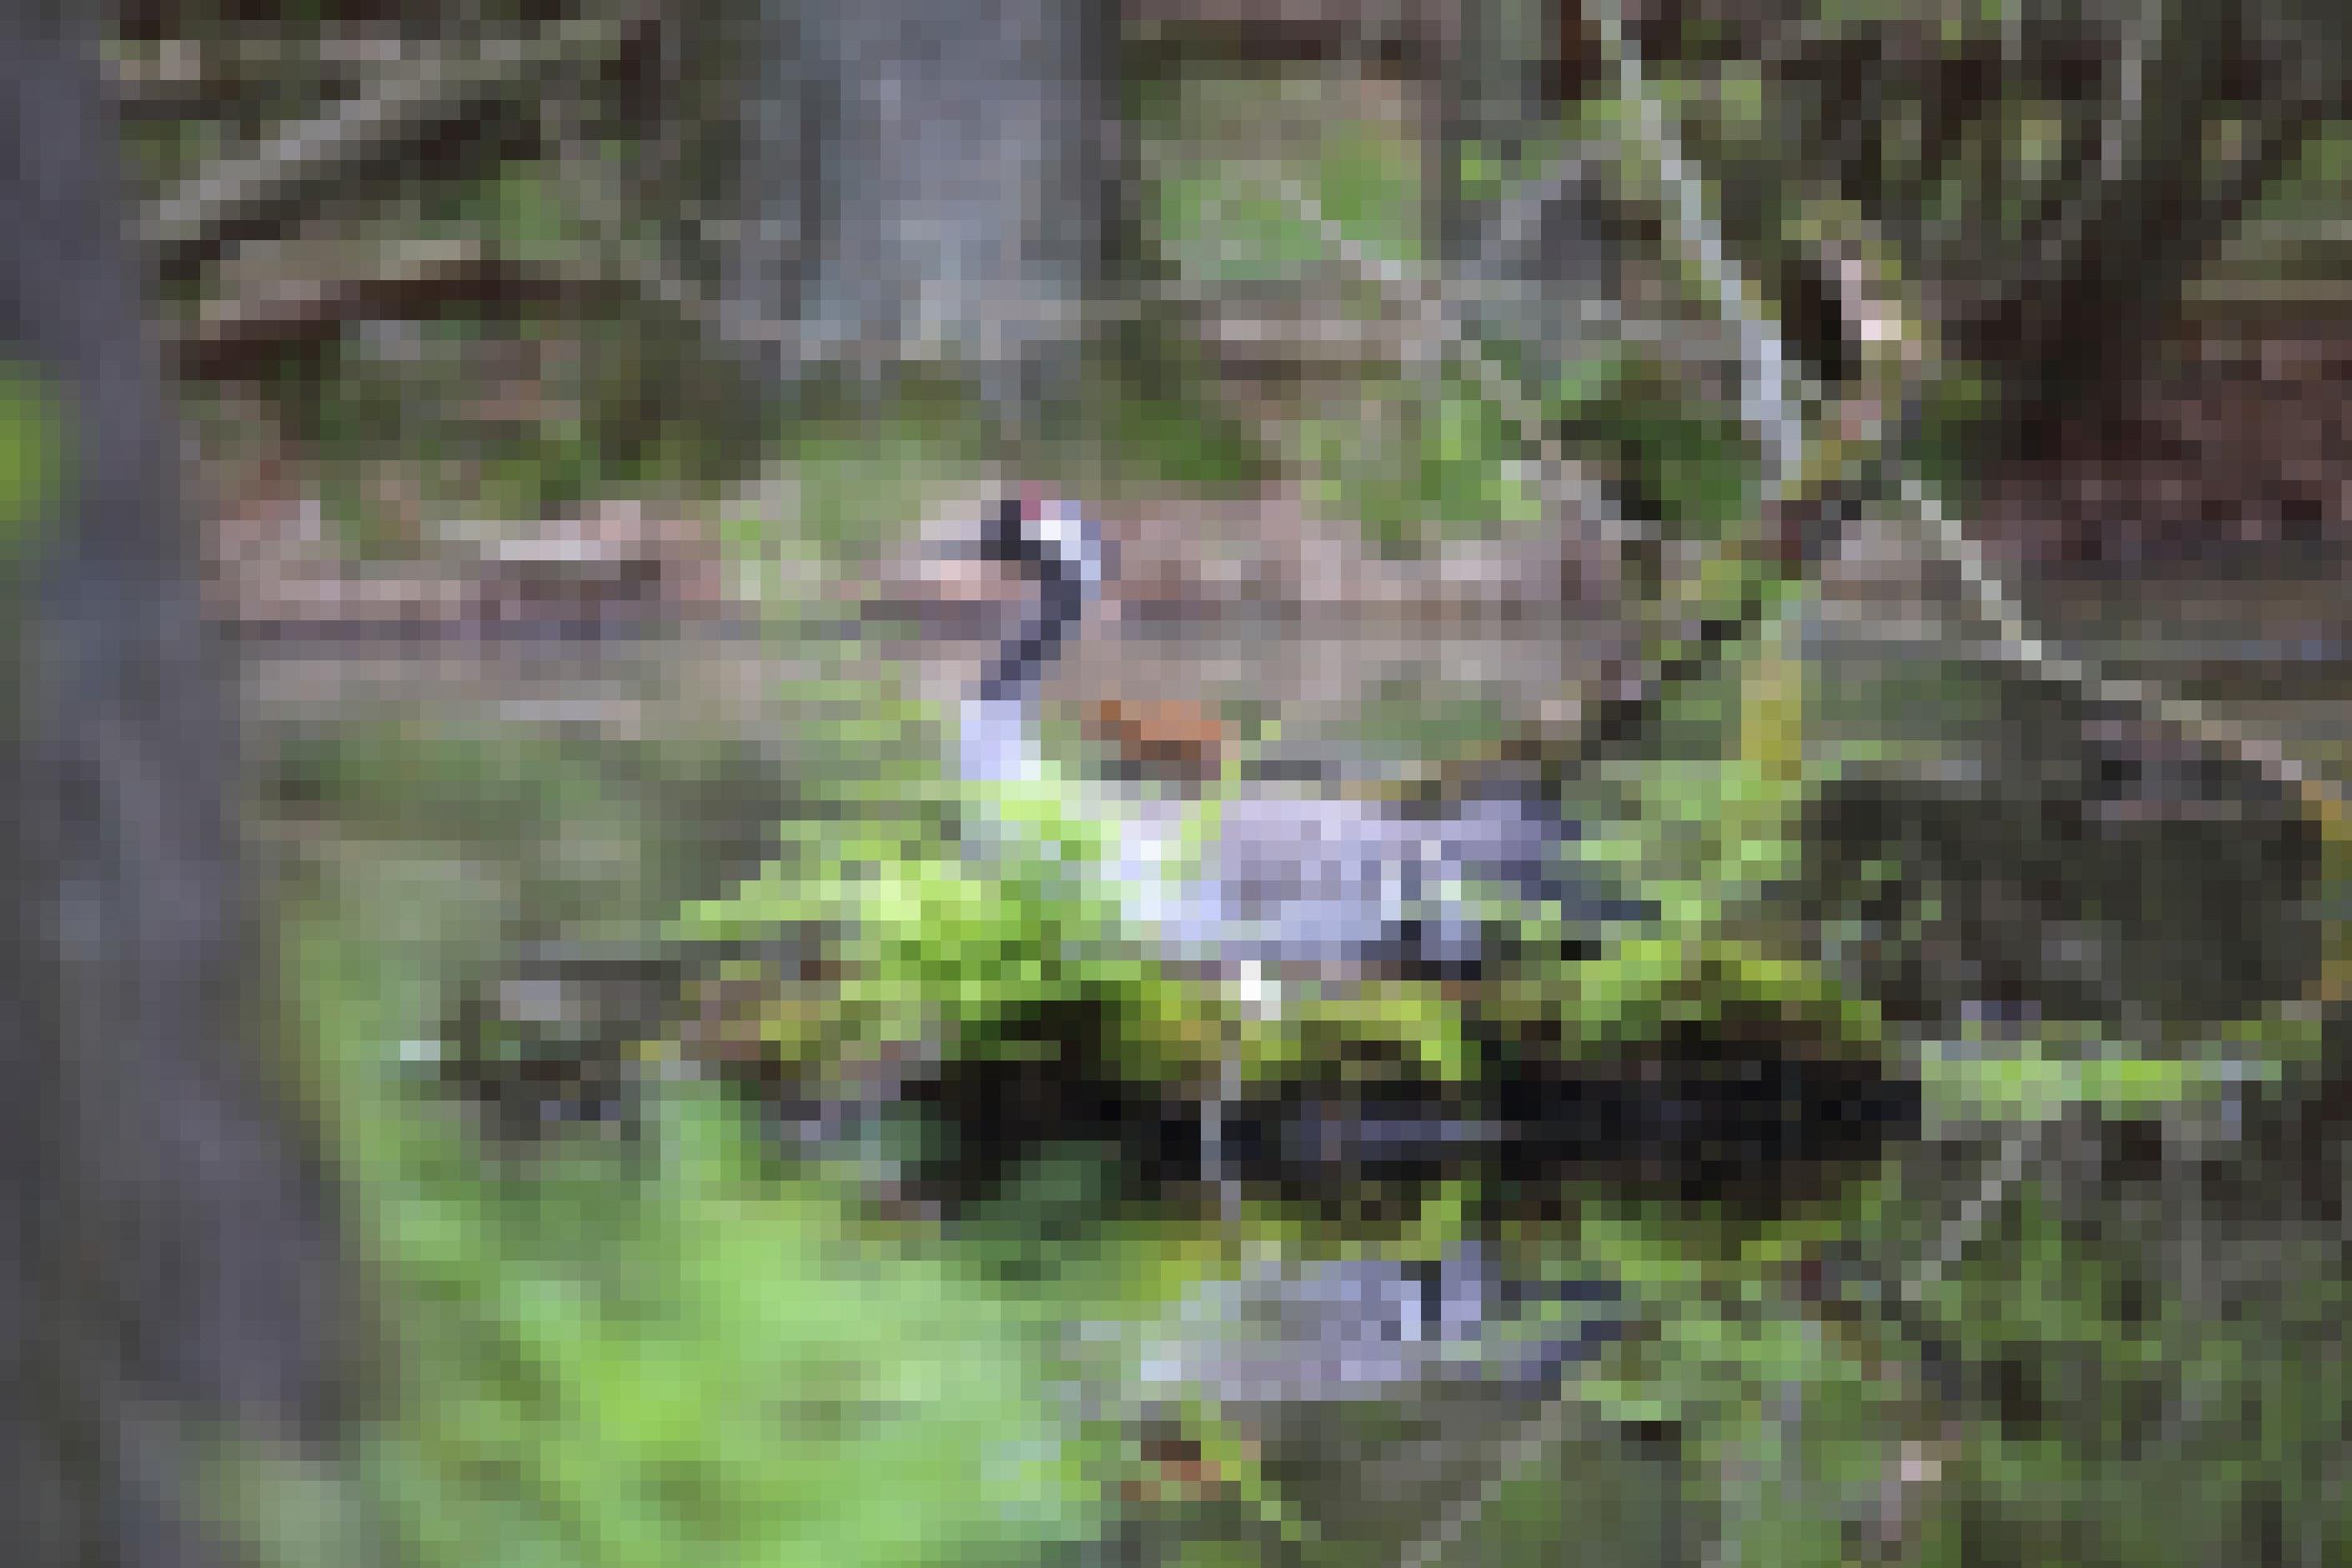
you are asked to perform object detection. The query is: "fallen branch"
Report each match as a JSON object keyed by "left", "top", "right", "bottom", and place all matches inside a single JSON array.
[
  {"left": 140, "top": 6, "right": 650, "bottom": 270},
  {"left": 168, "top": 237, "right": 619, "bottom": 381}
]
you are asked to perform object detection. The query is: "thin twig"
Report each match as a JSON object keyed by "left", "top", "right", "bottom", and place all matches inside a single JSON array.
[
  {"left": 1587, "top": 0, "right": 1808, "bottom": 491},
  {"left": 1394, "top": 1378, "right": 1606, "bottom": 1568},
  {"left": 1150, "top": 139, "right": 1626, "bottom": 544},
  {"left": 533, "top": 70, "right": 814, "bottom": 365},
  {"left": 1908, "top": 1120, "right": 2044, "bottom": 1304}
]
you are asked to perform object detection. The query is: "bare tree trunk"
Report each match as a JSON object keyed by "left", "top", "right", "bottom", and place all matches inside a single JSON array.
[
  {"left": 0, "top": 8, "right": 348, "bottom": 1566},
  {"left": 716, "top": 0, "right": 1130, "bottom": 432}
]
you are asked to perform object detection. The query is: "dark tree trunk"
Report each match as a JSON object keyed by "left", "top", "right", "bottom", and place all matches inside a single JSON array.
[
  {"left": 1962, "top": 0, "right": 2328, "bottom": 450},
  {"left": 714, "top": 0, "right": 1130, "bottom": 431},
  {"left": 0, "top": 9, "right": 348, "bottom": 1566}
]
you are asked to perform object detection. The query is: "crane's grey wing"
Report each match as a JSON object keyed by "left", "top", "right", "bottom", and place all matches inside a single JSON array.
[
  {"left": 1199, "top": 791, "right": 1648, "bottom": 967},
  {"left": 1201, "top": 794, "right": 1419, "bottom": 964}
]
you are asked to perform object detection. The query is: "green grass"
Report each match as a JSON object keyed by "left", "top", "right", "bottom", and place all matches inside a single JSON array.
[{"left": 1146, "top": 74, "right": 1424, "bottom": 283}]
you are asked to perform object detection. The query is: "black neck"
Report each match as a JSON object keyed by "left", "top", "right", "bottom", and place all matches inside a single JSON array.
[{"left": 975, "top": 567, "right": 1085, "bottom": 703}]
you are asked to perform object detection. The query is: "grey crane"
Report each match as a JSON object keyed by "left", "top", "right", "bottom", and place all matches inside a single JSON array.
[{"left": 942, "top": 489, "right": 1649, "bottom": 978}]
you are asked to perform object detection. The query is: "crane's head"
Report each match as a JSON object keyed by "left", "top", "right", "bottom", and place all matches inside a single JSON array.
[
  {"left": 973, "top": 484, "right": 1106, "bottom": 597},
  {"left": 951, "top": 486, "right": 1105, "bottom": 703}
]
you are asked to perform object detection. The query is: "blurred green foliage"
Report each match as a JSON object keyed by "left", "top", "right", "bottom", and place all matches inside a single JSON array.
[
  {"left": 0, "top": 362, "right": 61, "bottom": 543},
  {"left": 268, "top": 866, "right": 1109, "bottom": 1568}
]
